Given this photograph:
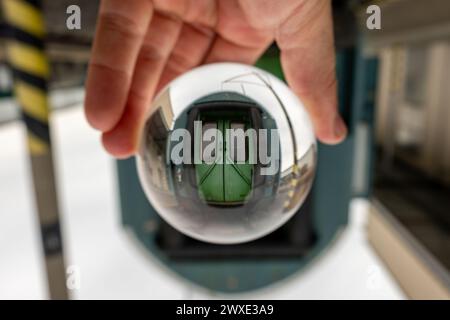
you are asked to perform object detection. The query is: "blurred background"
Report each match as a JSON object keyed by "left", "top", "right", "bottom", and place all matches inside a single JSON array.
[{"left": 0, "top": 0, "right": 448, "bottom": 299}]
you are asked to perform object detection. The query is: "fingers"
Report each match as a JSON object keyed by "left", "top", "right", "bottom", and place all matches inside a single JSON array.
[
  {"left": 153, "top": 0, "right": 218, "bottom": 92},
  {"left": 156, "top": 23, "right": 215, "bottom": 92},
  {"left": 102, "top": 13, "right": 182, "bottom": 158},
  {"left": 84, "top": 0, "right": 153, "bottom": 132},
  {"left": 205, "top": 0, "right": 273, "bottom": 64},
  {"left": 277, "top": 0, "right": 347, "bottom": 144},
  {"left": 205, "top": 37, "right": 270, "bottom": 65},
  {"left": 154, "top": 0, "right": 217, "bottom": 28}
]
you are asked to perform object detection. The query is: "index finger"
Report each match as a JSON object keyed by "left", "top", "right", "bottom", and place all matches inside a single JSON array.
[
  {"left": 277, "top": 0, "right": 346, "bottom": 144},
  {"left": 85, "top": 0, "right": 153, "bottom": 131}
]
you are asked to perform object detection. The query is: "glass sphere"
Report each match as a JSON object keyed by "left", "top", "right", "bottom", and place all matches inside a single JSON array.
[{"left": 136, "top": 63, "right": 316, "bottom": 244}]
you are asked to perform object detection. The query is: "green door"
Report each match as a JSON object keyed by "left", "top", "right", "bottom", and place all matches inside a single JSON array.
[
  {"left": 196, "top": 120, "right": 224, "bottom": 203},
  {"left": 196, "top": 115, "right": 253, "bottom": 204},
  {"left": 224, "top": 121, "right": 252, "bottom": 203}
]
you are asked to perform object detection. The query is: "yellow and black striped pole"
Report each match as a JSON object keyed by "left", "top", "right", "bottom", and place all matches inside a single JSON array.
[{"left": 1, "top": 0, "right": 69, "bottom": 299}]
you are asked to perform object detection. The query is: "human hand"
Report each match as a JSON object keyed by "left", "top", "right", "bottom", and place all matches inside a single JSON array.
[{"left": 85, "top": 0, "right": 347, "bottom": 158}]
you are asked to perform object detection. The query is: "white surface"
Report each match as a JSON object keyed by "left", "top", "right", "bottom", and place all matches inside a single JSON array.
[{"left": 0, "top": 106, "right": 406, "bottom": 300}]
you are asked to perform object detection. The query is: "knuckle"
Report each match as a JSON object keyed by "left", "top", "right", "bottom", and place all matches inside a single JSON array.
[
  {"left": 100, "top": 12, "right": 146, "bottom": 40},
  {"left": 166, "top": 51, "right": 195, "bottom": 74},
  {"left": 139, "top": 43, "right": 165, "bottom": 63}
]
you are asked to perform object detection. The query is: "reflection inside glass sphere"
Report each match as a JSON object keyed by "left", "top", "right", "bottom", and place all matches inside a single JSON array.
[{"left": 136, "top": 63, "right": 316, "bottom": 244}]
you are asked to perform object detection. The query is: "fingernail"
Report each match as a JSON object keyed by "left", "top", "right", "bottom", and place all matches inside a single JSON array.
[{"left": 334, "top": 116, "right": 347, "bottom": 140}]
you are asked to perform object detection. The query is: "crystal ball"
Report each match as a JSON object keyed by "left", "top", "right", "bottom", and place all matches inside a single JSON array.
[{"left": 136, "top": 63, "right": 316, "bottom": 244}]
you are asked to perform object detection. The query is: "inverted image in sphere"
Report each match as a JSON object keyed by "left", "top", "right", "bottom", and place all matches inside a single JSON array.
[{"left": 136, "top": 63, "right": 316, "bottom": 244}]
